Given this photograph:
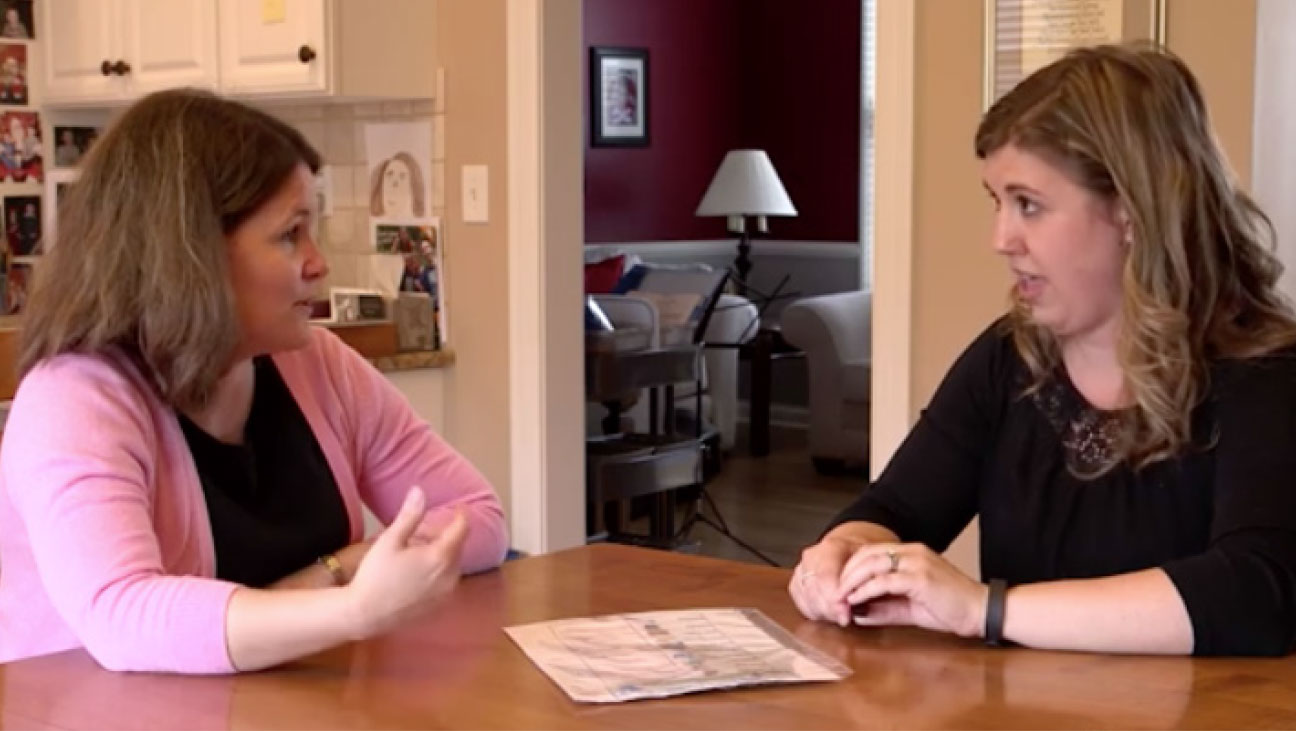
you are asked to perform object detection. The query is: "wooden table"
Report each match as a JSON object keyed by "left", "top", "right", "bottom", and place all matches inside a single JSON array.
[{"left": 4, "top": 544, "right": 1296, "bottom": 729}]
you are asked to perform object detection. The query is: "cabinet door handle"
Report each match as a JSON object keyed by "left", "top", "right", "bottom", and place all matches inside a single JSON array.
[
  {"left": 100, "top": 59, "right": 113, "bottom": 76},
  {"left": 111, "top": 60, "right": 132, "bottom": 75},
  {"left": 298, "top": 45, "right": 316, "bottom": 64}
]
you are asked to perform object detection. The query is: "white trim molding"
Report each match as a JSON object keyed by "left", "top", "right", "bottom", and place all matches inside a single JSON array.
[
  {"left": 869, "top": 0, "right": 915, "bottom": 480},
  {"left": 585, "top": 239, "right": 861, "bottom": 260},
  {"left": 506, "top": 0, "right": 584, "bottom": 555}
]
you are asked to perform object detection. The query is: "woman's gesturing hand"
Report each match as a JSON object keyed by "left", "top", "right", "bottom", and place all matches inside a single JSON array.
[{"left": 345, "top": 488, "right": 468, "bottom": 639}]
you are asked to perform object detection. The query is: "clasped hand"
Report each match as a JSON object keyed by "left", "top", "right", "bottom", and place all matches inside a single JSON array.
[{"left": 789, "top": 535, "right": 989, "bottom": 639}]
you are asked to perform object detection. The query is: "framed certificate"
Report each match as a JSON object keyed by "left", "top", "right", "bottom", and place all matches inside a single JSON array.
[{"left": 984, "top": 0, "right": 1166, "bottom": 109}]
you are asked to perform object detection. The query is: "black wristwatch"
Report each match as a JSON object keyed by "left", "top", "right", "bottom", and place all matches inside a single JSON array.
[{"left": 985, "top": 578, "right": 1007, "bottom": 647}]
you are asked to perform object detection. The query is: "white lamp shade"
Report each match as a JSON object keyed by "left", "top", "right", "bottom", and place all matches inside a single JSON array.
[{"left": 695, "top": 149, "right": 797, "bottom": 217}]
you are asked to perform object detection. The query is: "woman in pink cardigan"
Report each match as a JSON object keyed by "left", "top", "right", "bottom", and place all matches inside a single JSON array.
[{"left": 0, "top": 89, "right": 509, "bottom": 673}]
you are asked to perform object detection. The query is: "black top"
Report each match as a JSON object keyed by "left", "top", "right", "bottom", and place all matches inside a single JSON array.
[
  {"left": 179, "top": 357, "right": 350, "bottom": 588},
  {"left": 831, "top": 320, "right": 1296, "bottom": 656}
]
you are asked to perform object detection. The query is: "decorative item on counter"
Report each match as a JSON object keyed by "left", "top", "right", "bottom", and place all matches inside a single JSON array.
[
  {"left": 393, "top": 292, "right": 438, "bottom": 351},
  {"left": 327, "top": 288, "right": 386, "bottom": 325},
  {"left": 52, "top": 126, "right": 99, "bottom": 168},
  {"left": 0, "top": 1, "right": 33, "bottom": 41},
  {"left": 3, "top": 193, "right": 37, "bottom": 255},
  {"left": 0, "top": 109, "right": 39, "bottom": 182},
  {"left": 0, "top": 43, "right": 26, "bottom": 105},
  {"left": 374, "top": 217, "right": 445, "bottom": 345}
]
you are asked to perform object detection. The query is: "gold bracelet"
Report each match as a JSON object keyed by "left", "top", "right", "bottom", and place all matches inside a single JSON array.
[{"left": 318, "top": 553, "right": 347, "bottom": 586}]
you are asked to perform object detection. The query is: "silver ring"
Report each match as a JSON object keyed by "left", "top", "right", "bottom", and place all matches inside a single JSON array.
[
  {"left": 798, "top": 567, "right": 816, "bottom": 583},
  {"left": 886, "top": 550, "right": 900, "bottom": 573}
]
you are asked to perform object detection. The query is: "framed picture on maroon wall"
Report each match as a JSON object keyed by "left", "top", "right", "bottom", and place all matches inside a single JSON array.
[{"left": 590, "top": 46, "right": 648, "bottom": 147}]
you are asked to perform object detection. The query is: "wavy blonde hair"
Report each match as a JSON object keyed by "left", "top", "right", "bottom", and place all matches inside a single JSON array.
[
  {"left": 975, "top": 43, "right": 1296, "bottom": 475},
  {"left": 19, "top": 89, "right": 321, "bottom": 411}
]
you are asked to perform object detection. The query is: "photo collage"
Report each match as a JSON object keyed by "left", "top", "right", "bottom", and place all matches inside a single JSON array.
[
  {"left": 0, "top": 0, "right": 37, "bottom": 315},
  {"left": 0, "top": 2, "right": 101, "bottom": 316}
]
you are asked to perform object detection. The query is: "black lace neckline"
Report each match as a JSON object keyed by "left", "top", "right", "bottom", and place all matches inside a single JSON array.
[{"left": 1030, "top": 369, "right": 1127, "bottom": 474}]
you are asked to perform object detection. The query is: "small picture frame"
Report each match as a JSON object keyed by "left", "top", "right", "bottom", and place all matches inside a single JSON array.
[
  {"left": 328, "top": 288, "right": 386, "bottom": 325},
  {"left": 0, "top": 108, "right": 40, "bottom": 182},
  {"left": 0, "top": 43, "right": 27, "bottom": 105},
  {"left": 589, "top": 46, "right": 649, "bottom": 148},
  {"left": 42, "top": 167, "right": 78, "bottom": 253},
  {"left": 52, "top": 125, "right": 99, "bottom": 168},
  {"left": 3, "top": 193, "right": 38, "bottom": 255},
  {"left": 0, "top": 1, "right": 33, "bottom": 41},
  {"left": 4, "top": 257, "right": 31, "bottom": 315}
]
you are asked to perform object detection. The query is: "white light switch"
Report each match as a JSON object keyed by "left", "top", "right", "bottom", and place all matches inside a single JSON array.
[{"left": 462, "top": 165, "right": 489, "bottom": 224}]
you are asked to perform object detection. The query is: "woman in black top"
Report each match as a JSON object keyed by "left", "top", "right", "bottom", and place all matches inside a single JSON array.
[{"left": 789, "top": 43, "right": 1296, "bottom": 656}]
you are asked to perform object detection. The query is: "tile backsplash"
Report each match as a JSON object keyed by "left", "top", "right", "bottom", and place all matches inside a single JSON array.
[{"left": 269, "top": 99, "right": 445, "bottom": 296}]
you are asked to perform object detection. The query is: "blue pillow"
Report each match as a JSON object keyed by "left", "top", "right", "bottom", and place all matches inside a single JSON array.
[{"left": 612, "top": 264, "right": 649, "bottom": 294}]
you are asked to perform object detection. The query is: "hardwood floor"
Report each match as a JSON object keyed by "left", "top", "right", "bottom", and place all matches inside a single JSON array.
[{"left": 629, "top": 424, "right": 867, "bottom": 568}]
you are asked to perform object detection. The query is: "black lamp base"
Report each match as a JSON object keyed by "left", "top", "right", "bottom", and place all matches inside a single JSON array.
[{"left": 733, "top": 232, "right": 752, "bottom": 297}]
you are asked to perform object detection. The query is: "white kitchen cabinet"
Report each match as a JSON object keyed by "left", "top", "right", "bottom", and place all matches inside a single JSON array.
[
  {"left": 217, "top": 0, "right": 328, "bottom": 95},
  {"left": 45, "top": 0, "right": 438, "bottom": 106},
  {"left": 42, "top": 0, "right": 218, "bottom": 105},
  {"left": 220, "top": 0, "right": 438, "bottom": 99},
  {"left": 122, "top": 0, "right": 220, "bottom": 96},
  {"left": 41, "top": 0, "right": 128, "bottom": 103}
]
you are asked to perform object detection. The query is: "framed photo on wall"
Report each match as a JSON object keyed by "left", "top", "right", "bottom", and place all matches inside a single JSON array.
[
  {"left": 590, "top": 46, "right": 649, "bottom": 148},
  {"left": 52, "top": 125, "right": 100, "bottom": 168}
]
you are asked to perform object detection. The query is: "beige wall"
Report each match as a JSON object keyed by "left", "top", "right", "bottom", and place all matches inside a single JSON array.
[
  {"left": 909, "top": 0, "right": 1004, "bottom": 421},
  {"left": 1165, "top": 0, "right": 1256, "bottom": 187},
  {"left": 435, "top": 0, "right": 514, "bottom": 514},
  {"left": 430, "top": 0, "right": 586, "bottom": 553}
]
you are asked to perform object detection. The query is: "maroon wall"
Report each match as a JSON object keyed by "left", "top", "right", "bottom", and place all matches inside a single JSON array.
[
  {"left": 584, "top": 0, "right": 861, "bottom": 244},
  {"left": 583, "top": 0, "right": 744, "bottom": 242},
  {"left": 740, "top": 0, "right": 862, "bottom": 242}
]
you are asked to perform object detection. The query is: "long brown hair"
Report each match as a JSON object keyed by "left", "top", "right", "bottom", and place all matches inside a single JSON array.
[
  {"left": 19, "top": 88, "right": 321, "bottom": 410},
  {"left": 975, "top": 43, "right": 1296, "bottom": 474}
]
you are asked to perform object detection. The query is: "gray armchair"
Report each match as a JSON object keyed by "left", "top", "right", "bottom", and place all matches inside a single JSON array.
[{"left": 780, "top": 290, "right": 871, "bottom": 471}]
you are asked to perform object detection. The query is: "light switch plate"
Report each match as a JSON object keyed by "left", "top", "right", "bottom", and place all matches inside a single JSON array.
[{"left": 462, "top": 165, "right": 488, "bottom": 224}]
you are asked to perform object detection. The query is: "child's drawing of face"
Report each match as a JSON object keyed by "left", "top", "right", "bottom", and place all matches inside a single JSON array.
[{"left": 382, "top": 157, "right": 414, "bottom": 217}]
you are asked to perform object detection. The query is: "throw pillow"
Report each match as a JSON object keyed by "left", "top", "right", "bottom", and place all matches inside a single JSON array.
[{"left": 584, "top": 254, "right": 625, "bottom": 293}]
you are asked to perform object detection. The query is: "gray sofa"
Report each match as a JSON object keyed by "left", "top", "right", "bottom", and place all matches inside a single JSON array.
[{"left": 780, "top": 290, "right": 871, "bottom": 471}]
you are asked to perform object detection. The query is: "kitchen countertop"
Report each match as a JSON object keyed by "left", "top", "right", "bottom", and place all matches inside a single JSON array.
[{"left": 368, "top": 349, "right": 456, "bottom": 372}]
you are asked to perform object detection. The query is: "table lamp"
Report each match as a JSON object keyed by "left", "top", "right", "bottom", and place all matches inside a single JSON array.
[{"left": 695, "top": 149, "right": 797, "bottom": 293}]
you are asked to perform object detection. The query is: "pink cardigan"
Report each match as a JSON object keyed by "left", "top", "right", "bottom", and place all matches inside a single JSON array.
[{"left": 0, "top": 328, "right": 508, "bottom": 673}]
